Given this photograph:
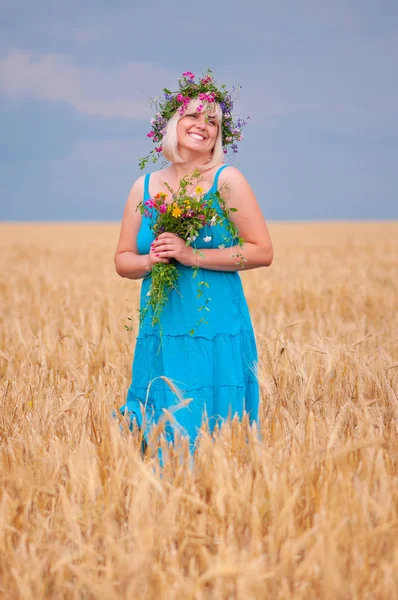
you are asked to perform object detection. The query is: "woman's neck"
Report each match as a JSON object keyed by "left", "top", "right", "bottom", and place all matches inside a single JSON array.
[{"left": 171, "top": 151, "right": 213, "bottom": 180}]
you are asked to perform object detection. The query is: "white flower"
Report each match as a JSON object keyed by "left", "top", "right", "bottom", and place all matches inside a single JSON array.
[
  {"left": 218, "top": 244, "right": 225, "bottom": 249},
  {"left": 203, "top": 236, "right": 212, "bottom": 243},
  {"left": 210, "top": 216, "right": 217, "bottom": 226},
  {"left": 146, "top": 290, "right": 151, "bottom": 297},
  {"left": 187, "top": 235, "right": 197, "bottom": 243}
]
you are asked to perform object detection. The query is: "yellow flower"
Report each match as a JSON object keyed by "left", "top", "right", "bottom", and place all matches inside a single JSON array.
[
  {"left": 172, "top": 206, "right": 182, "bottom": 218},
  {"left": 159, "top": 192, "right": 167, "bottom": 199},
  {"left": 195, "top": 186, "right": 204, "bottom": 195}
]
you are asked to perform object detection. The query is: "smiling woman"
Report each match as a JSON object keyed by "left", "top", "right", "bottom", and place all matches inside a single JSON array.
[{"left": 114, "top": 70, "right": 273, "bottom": 460}]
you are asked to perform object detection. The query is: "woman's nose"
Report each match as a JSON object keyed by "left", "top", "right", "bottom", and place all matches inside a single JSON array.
[{"left": 195, "top": 115, "right": 206, "bottom": 129}]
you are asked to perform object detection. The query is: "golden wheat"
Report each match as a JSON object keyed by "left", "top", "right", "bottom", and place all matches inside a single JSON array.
[{"left": 0, "top": 222, "right": 397, "bottom": 599}]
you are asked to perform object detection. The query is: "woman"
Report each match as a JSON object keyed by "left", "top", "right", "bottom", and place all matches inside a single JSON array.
[{"left": 114, "top": 71, "right": 273, "bottom": 455}]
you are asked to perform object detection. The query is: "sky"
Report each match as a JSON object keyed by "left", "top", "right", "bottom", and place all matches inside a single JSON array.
[{"left": 0, "top": 0, "right": 397, "bottom": 221}]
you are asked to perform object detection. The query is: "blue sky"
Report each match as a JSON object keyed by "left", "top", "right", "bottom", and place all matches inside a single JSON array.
[{"left": 0, "top": 0, "right": 397, "bottom": 221}]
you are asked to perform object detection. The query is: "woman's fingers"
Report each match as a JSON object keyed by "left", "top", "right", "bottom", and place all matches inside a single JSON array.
[
  {"left": 151, "top": 254, "right": 169, "bottom": 263},
  {"left": 153, "top": 243, "right": 174, "bottom": 252},
  {"left": 156, "top": 232, "right": 178, "bottom": 241}
]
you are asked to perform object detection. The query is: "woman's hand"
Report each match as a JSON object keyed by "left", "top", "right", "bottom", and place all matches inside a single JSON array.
[
  {"left": 147, "top": 242, "right": 170, "bottom": 270},
  {"left": 151, "top": 232, "right": 194, "bottom": 267}
]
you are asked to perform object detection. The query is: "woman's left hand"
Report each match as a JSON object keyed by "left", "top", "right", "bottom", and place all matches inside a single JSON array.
[{"left": 151, "top": 232, "right": 194, "bottom": 267}]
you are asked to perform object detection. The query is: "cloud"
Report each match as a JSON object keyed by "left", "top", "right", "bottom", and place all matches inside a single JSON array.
[{"left": 0, "top": 50, "right": 176, "bottom": 119}]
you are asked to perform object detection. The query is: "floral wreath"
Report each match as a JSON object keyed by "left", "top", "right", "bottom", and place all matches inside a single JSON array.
[{"left": 138, "top": 69, "right": 250, "bottom": 170}]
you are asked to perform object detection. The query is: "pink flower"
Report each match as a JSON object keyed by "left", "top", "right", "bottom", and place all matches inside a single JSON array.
[
  {"left": 155, "top": 146, "right": 163, "bottom": 153},
  {"left": 145, "top": 199, "right": 156, "bottom": 208},
  {"left": 147, "top": 131, "right": 155, "bottom": 138},
  {"left": 198, "top": 92, "right": 215, "bottom": 104},
  {"left": 182, "top": 71, "right": 195, "bottom": 79},
  {"left": 176, "top": 93, "right": 184, "bottom": 102},
  {"left": 159, "top": 203, "right": 167, "bottom": 213},
  {"left": 200, "top": 76, "right": 212, "bottom": 85},
  {"left": 196, "top": 104, "right": 204, "bottom": 112}
]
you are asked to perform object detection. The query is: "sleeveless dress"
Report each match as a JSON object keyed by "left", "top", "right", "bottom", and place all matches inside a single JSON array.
[{"left": 120, "top": 165, "right": 259, "bottom": 452}]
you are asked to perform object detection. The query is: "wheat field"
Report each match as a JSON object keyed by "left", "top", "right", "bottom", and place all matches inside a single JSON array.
[{"left": 0, "top": 221, "right": 397, "bottom": 599}]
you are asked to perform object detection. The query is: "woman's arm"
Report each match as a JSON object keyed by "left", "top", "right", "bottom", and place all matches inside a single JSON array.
[
  {"left": 195, "top": 166, "right": 273, "bottom": 272},
  {"left": 114, "top": 176, "right": 170, "bottom": 280}
]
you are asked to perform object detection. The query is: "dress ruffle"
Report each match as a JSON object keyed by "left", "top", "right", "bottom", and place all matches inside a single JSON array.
[{"left": 120, "top": 331, "right": 259, "bottom": 450}]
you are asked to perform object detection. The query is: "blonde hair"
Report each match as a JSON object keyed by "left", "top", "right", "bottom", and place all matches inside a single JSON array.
[{"left": 162, "top": 97, "right": 224, "bottom": 170}]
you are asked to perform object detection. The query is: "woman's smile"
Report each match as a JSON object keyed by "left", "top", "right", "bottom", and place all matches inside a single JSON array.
[{"left": 188, "top": 131, "right": 207, "bottom": 141}]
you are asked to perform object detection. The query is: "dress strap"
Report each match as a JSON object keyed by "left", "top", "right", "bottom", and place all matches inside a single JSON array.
[
  {"left": 213, "top": 164, "right": 229, "bottom": 192},
  {"left": 144, "top": 173, "right": 151, "bottom": 200}
]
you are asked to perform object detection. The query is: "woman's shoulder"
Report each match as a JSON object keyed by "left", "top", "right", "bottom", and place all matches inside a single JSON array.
[
  {"left": 218, "top": 164, "right": 248, "bottom": 187},
  {"left": 126, "top": 174, "right": 146, "bottom": 209}
]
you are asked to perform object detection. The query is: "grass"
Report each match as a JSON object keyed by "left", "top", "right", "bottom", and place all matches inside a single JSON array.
[{"left": 0, "top": 221, "right": 397, "bottom": 599}]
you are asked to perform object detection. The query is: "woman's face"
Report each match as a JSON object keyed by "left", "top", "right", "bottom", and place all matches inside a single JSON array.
[{"left": 176, "top": 111, "right": 219, "bottom": 156}]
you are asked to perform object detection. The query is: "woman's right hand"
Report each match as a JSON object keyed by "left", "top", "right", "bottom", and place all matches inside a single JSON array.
[{"left": 146, "top": 246, "right": 170, "bottom": 271}]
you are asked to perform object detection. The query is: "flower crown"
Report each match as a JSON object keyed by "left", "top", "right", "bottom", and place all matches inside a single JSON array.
[{"left": 138, "top": 69, "right": 250, "bottom": 170}]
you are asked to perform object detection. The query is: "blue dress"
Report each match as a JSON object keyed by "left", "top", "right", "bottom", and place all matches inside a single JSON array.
[{"left": 120, "top": 165, "right": 259, "bottom": 452}]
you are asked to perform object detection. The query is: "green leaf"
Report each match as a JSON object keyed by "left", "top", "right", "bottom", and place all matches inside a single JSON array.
[
  {"left": 188, "top": 329, "right": 195, "bottom": 336},
  {"left": 229, "top": 207, "right": 238, "bottom": 212}
]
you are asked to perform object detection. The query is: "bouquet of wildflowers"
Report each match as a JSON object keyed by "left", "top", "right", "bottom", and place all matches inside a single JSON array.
[{"left": 136, "top": 170, "right": 245, "bottom": 334}]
